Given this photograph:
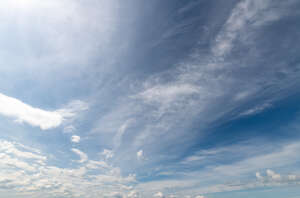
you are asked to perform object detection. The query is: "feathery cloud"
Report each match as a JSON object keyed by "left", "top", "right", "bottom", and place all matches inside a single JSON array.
[{"left": 71, "top": 148, "right": 88, "bottom": 163}]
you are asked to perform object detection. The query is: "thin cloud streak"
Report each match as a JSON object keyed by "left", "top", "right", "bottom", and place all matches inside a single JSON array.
[{"left": 71, "top": 148, "right": 88, "bottom": 163}]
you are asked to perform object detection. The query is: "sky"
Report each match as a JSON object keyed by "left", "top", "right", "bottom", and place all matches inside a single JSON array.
[{"left": 0, "top": 0, "right": 300, "bottom": 197}]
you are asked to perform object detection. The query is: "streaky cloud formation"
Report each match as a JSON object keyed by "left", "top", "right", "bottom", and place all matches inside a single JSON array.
[{"left": 71, "top": 148, "right": 88, "bottom": 163}]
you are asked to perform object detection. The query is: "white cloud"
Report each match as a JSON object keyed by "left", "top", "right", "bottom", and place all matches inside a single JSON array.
[
  {"left": 154, "top": 192, "right": 164, "bottom": 198},
  {"left": 71, "top": 148, "right": 88, "bottom": 163},
  {"left": 0, "top": 93, "right": 62, "bottom": 130},
  {"left": 0, "top": 0, "right": 292, "bottom": 196},
  {"left": 136, "top": 84, "right": 199, "bottom": 105},
  {"left": 140, "top": 169, "right": 300, "bottom": 196},
  {"left": 135, "top": 140, "right": 300, "bottom": 196},
  {"left": 56, "top": 100, "right": 88, "bottom": 119},
  {"left": 0, "top": 153, "right": 37, "bottom": 172},
  {"left": 0, "top": 140, "right": 46, "bottom": 161},
  {"left": 0, "top": 93, "right": 88, "bottom": 130},
  {"left": 102, "top": 149, "right": 114, "bottom": 159},
  {"left": 125, "top": 0, "right": 290, "bottom": 151},
  {"left": 212, "top": 0, "right": 272, "bottom": 57},
  {"left": 0, "top": 139, "right": 137, "bottom": 198},
  {"left": 128, "top": 190, "right": 139, "bottom": 198},
  {"left": 254, "top": 170, "right": 300, "bottom": 187},
  {"left": 0, "top": 0, "right": 120, "bottom": 72},
  {"left": 266, "top": 169, "right": 281, "bottom": 180},
  {"left": 137, "top": 150, "right": 144, "bottom": 160},
  {"left": 256, "top": 172, "right": 263, "bottom": 180},
  {"left": 239, "top": 103, "right": 271, "bottom": 117},
  {"left": 71, "top": 135, "right": 81, "bottom": 143},
  {"left": 114, "top": 119, "right": 134, "bottom": 149},
  {"left": 213, "top": 142, "right": 300, "bottom": 177},
  {"left": 84, "top": 0, "right": 298, "bottom": 172},
  {"left": 86, "top": 160, "right": 109, "bottom": 169},
  {"left": 0, "top": 140, "right": 44, "bottom": 172}
]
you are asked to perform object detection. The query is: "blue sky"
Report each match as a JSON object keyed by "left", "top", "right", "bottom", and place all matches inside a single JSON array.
[{"left": 0, "top": 0, "right": 300, "bottom": 197}]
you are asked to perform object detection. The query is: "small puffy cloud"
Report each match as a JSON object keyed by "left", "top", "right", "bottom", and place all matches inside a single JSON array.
[
  {"left": 71, "top": 148, "right": 88, "bottom": 163},
  {"left": 0, "top": 93, "right": 88, "bottom": 130},
  {"left": 256, "top": 172, "right": 263, "bottom": 180},
  {"left": 137, "top": 150, "right": 144, "bottom": 160},
  {"left": 154, "top": 192, "right": 164, "bottom": 198},
  {"left": 266, "top": 169, "right": 281, "bottom": 180},
  {"left": 102, "top": 149, "right": 114, "bottom": 159},
  {"left": 71, "top": 135, "right": 81, "bottom": 143},
  {"left": 128, "top": 190, "right": 139, "bottom": 198},
  {"left": 255, "top": 170, "right": 300, "bottom": 186}
]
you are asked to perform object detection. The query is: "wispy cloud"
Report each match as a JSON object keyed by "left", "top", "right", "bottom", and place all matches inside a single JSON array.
[
  {"left": 82, "top": 1, "right": 300, "bottom": 186},
  {"left": 0, "top": 140, "right": 46, "bottom": 162},
  {"left": 113, "top": 119, "right": 134, "bottom": 149},
  {"left": 239, "top": 103, "right": 272, "bottom": 117},
  {"left": 64, "top": 125, "right": 76, "bottom": 133},
  {"left": 71, "top": 148, "right": 88, "bottom": 163},
  {"left": 212, "top": 0, "right": 273, "bottom": 57},
  {"left": 212, "top": 142, "right": 300, "bottom": 177},
  {"left": 134, "top": 139, "right": 300, "bottom": 196},
  {"left": 136, "top": 84, "right": 199, "bottom": 105}
]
